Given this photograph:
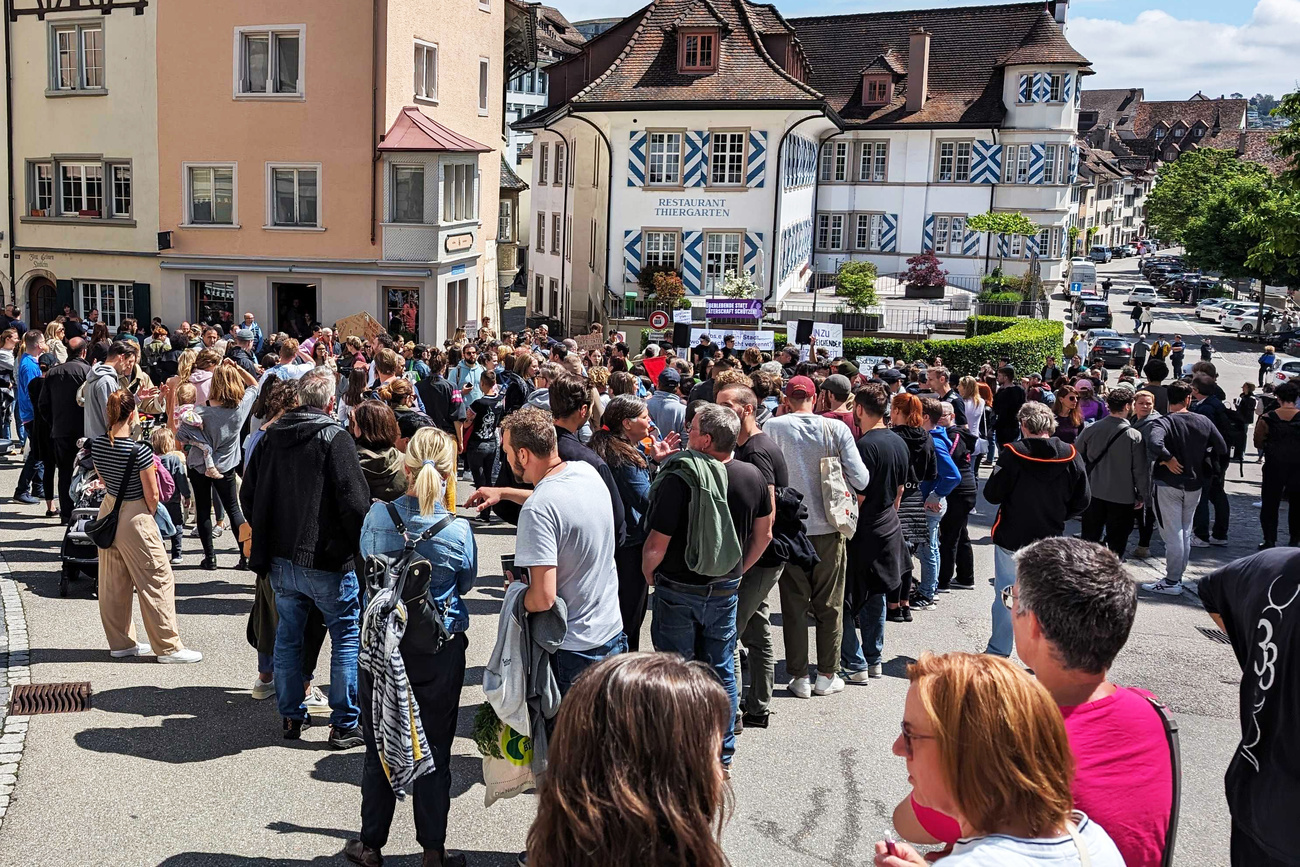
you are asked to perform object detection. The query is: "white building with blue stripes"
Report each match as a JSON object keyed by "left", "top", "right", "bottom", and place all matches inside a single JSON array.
[{"left": 516, "top": 0, "right": 1090, "bottom": 332}]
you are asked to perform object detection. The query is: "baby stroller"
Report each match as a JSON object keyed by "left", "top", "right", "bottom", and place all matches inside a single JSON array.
[{"left": 60, "top": 443, "right": 105, "bottom": 597}]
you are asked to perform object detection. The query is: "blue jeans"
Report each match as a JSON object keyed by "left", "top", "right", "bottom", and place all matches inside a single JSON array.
[
  {"left": 985, "top": 545, "right": 1018, "bottom": 657},
  {"left": 269, "top": 558, "right": 360, "bottom": 728},
  {"left": 916, "top": 499, "right": 947, "bottom": 600},
  {"left": 840, "top": 592, "right": 886, "bottom": 672},
  {"left": 553, "top": 631, "right": 627, "bottom": 697},
  {"left": 14, "top": 422, "right": 44, "bottom": 498},
  {"left": 651, "top": 577, "right": 740, "bottom": 765}
]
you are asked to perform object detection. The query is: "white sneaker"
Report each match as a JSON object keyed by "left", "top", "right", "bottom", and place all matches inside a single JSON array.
[
  {"left": 251, "top": 678, "right": 275, "bottom": 700},
  {"left": 868, "top": 663, "right": 883, "bottom": 679},
  {"left": 846, "top": 670, "right": 872, "bottom": 684},
  {"left": 170, "top": 554, "right": 184, "bottom": 565},
  {"left": 213, "top": 524, "right": 224, "bottom": 538},
  {"left": 110, "top": 643, "right": 151, "bottom": 658},
  {"left": 788, "top": 676, "right": 812, "bottom": 699},
  {"left": 157, "top": 648, "right": 204, "bottom": 664},
  {"left": 303, "top": 685, "right": 330, "bottom": 714},
  {"left": 1190, "top": 537, "right": 1210, "bottom": 548},
  {"left": 813, "top": 674, "right": 845, "bottom": 696},
  {"left": 1142, "top": 581, "right": 1184, "bottom": 596}
]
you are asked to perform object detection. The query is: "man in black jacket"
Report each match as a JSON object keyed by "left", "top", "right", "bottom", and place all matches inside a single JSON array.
[
  {"left": 991, "top": 365, "right": 1026, "bottom": 458},
  {"left": 414, "top": 348, "right": 464, "bottom": 437},
  {"left": 38, "top": 337, "right": 89, "bottom": 521},
  {"left": 983, "top": 401, "right": 1090, "bottom": 657},
  {"left": 923, "top": 365, "right": 967, "bottom": 428},
  {"left": 241, "top": 368, "right": 370, "bottom": 748}
]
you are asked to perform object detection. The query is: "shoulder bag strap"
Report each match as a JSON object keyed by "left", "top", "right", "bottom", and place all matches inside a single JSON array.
[
  {"left": 1064, "top": 819, "right": 1092, "bottom": 867},
  {"left": 1144, "top": 695, "right": 1182, "bottom": 867},
  {"left": 1084, "top": 424, "right": 1130, "bottom": 474},
  {"left": 416, "top": 513, "right": 458, "bottom": 543},
  {"left": 104, "top": 441, "right": 138, "bottom": 518},
  {"left": 384, "top": 501, "right": 409, "bottom": 538}
]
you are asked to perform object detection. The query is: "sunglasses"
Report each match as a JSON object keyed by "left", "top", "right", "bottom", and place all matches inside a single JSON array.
[
  {"left": 900, "top": 721, "right": 936, "bottom": 759},
  {"left": 1001, "top": 585, "right": 1018, "bottom": 610}
]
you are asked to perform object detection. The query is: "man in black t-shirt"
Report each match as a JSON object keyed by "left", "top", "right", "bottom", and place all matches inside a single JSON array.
[
  {"left": 414, "top": 348, "right": 465, "bottom": 437},
  {"left": 643, "top": 404, "right": 773, "bottom": 768},
  {"left": 717, "top": 383, "right": 788, "bottom": 728},
  {"left": 1198, "top": 548, "right": 1300, "bottom": 866},
  {"left": 991, "top": 365, "right": 1026, "bottom": 456}
]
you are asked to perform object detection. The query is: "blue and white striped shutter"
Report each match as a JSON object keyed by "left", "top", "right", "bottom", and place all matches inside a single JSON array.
[
  {"left": 684, "top": 131, "right": 708, "bottom": 187},
  {"left": 1028, "top": 143, "right": 1046, "bottom": 184},
  {"left": 997, "top": 234, "right": 1009, "bottom": 257},
  {"left": 747, "top": 131, "right": 767, "bottom": 187},
  {"left": 1025, "top": 232, "right": 1040, "bottom": 258},
  {"left": 1018, "top": 74, "right": 1031, "bottom": 104},
  {"left": 922, "top": 215, "right": 936, "bottom": 252},
  {"left": 1033, "top": 72, "right": 1051, "bottom": 103},
  {"left": 971, "top": 141, "right": 1002, "bottom": 184},
  {"left": 1075, "top": 80, "right": 1082, "bottom": 108},
  {"left": 1068, "top": 145, "right": 1080, "bottom": 183},
  {"left": 963, "top": 226, "right": 981, "bottom": 256},
  {"left": 627, "top": 130, "right": 646, "bottom": 187},
  {"left": 681, "top": 231, "right": 704, "bottom": 294},
  {"left": 881, "top": 214, "right": 898, "bottom": 252},
  {"left": 623, "top": 230, "right": 642, "bottom": 283},
  {"left": 743, "top": 232, "right": 763, "bottom": 275},
  {"left": 1062, "top": 73, "right": 1072, "bottom": 104}
]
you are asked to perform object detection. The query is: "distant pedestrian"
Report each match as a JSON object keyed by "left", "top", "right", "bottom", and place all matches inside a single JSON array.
[
  {"left": 1140, "top": 305, "right": 1154, "bottom": 336},
  {"left": 1258, "top": 345, "right": 1277, "bottom": 388},
  {"left": 1253, "top": 379, "right": 1300, "bottom": 549},
  {"left": 1200, "top": 338, "right": 1213, "bottom": 363},
  {"left": 1170, "top": 335, "right": 1185, "bottom": 375}
]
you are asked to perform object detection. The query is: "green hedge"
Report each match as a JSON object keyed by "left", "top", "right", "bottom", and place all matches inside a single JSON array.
[{"left": 963, "top": 316, "right": 1019, "bottom": 338}]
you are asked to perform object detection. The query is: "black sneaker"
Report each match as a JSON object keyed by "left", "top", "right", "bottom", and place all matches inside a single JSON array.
[
  {"left": 909, "top": 594, "right": 936, "bottom": 610},
  {"left": 886, "top": 608, "right": 907, "bottom": 623},
  {"left": 282, "top": 717, "right": 310, "bottom": 740},
  {"left": 329, "top": 724, "right": 365, "bottom": 750},
  {"left": 741, "top": 711, "right": 770, "bottom": 729},
  {"left": 902, "top": 607, "right": 913, "bottom": 622},
  {"left": 733, "top": 713, "right": 744, "bottom": 735},
  {"left": 950, "top": 580, "right": 975, "bottom": 589}
]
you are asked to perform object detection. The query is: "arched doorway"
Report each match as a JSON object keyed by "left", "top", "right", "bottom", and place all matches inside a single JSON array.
[{"left": 28, "top": 278, "right": 57, "bottom": 333}]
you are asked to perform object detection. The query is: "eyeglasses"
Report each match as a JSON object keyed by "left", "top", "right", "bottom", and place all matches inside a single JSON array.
[
  {"left": 1001, "top": 585, "right": 1018, "bottom": 610},
  {"left": 1062, "top": 395, "right": 1078, "bottom": 401},
  {"left": 900, "top": 722, "right": 936, "bottom": 759}
]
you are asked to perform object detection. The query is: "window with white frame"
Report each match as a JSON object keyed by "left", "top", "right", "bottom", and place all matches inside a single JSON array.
[
  {"left": 79, "top": 281, "right": 132, "bottom": 329},
  {"left": 1049, "top": 73, "right": 1064, "bottom": 102},
  {"left": 648, "top": 132, "right": 682, "bottom": 186},
  {"left": 855, "top": 213, "right": 884, "bottom": 251},
  {"left": 820, "top": 141, "right": 849, "bottom": 182},
  {"left": 442, "top": 162, "right": 477, "bottom": 222},
  {"left": 236, "top": 27, "right": 303, "bottom": 97},
  {"left": 390, "top": 165, "right": 424, "bottom": 223},
  {"left": 1173, "top": 127, "right": 1184, "bottom": 139},
  {"left": 110, "top": 164, "right": 131, "bottom": 218},
  {"left": 29, "top": 162, "right": 54, "bottom": 215},
  {"left": 414, "top": 41, "right": 437, "bottom": 101},
  {"left": 1043, "top": 144, "right": 1068, "bottom": 185},
  {"left": 1036, "top": 228, "right": 1051, "bottom": 258},
  {"left": 60, "top": 163, "right": 103, "bottom": 216},
  {"left": 536, "top": 212, "right": 545, "bottom": 252},
  {"left": 538, "top": 143, "right": 549, "bottom": 185},
  {"left": 816, "top": 214, "right": 845, "bottom": 251},
  {"left": 186, "top": 165, "right": 236, "bottom": 225},
  {"left": 859, "top": 141, "right": 888, "bottom": 182},
  {"left": 643, "top": 231, "right": 678, "bottom": 270},
  {"left": 704, "top": 232, "right": 741, "bottom": 293},
  {"left": 710, "top": 132, "right": 746, "bottom": 185},
  {"left": 1014, "top": 144, "right": 1031, "bottom": 184},
  {"left": 932, "top": 214, "right": 966, "bottom": 256},
  {"left": 269, "top": 165, "right": 318, "bottom": 227},
  {"left": 478, "top": 57, "right": 490, "bottom": 116},
  {"left": 554, "top": 142, "right": 566, "bottom": 185},
  {"left": 51, "top": 22, "right": 104, "bottom": 91},
  {"left": 550, "top": 213, "right": 561, "bottom": 254},
  {"left": 498, "top": 200, "right": 512, "bottom": 242},
  {"left": 936, "top": 141, "right": 972, "bottom": 183},
  {"left": 1009, "top": 233, "right": 1023, "bottom": 258},
  {"left": 1154, "top": 128, "right": 1165, "bottom": 140}
]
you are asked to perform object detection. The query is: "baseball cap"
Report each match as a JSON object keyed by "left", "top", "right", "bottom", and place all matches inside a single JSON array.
[
  {"left": 823, "top": 374, "right": 851, "bottom": 400},
  {"left": 658, "top": 368, "right": 681, "bottom": 387},
  {"left": 879, "top": 369, "right": 903, "bottom": 383},
  {"left": 1074, "top": 378, "right": 1095, "bottom": 391},
  {"left": 236, "top": 328, "right": 256, "bottom": 341},
  {"left": 786, "top": 375, "right": 816, "bottom": 399}
]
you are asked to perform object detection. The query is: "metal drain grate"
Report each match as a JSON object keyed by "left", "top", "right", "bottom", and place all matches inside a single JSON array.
[
  {"left": 9, "top": 682, "right": 92, "bottom": 715},
  {"left": 1197, "top": 627, "right": 1233, "bottom": 646}
]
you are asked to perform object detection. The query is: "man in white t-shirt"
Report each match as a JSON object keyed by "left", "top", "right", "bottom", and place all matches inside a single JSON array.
[
  {"left": 258, "top": 338, "right": 315, "bottom": 385},
  {"left": 469, "top": 406, "right": 624, "bottom": 695}
]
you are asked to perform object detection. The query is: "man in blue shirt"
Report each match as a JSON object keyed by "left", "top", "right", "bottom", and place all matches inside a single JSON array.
[
  {"left": 241, "top": 311, "right": 264, "bottom": 356},
  {"left": 13, "top": 330, "right": 47, "bottom": 505},
  {"left": 448, "top": 343, "right": 486, "bottom": 405}
]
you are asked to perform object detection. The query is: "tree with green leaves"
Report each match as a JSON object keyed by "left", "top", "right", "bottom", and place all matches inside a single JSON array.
[
  {"left": 1146, "top": 148, "right": 1269, "bottom": 244},
  {"left": 966, "top": 211, "right": 1036, "bottom": 272},
  {"left": 1243, "top": 90, "right": 1300, "bottom": 285},
  {"left": 835, "top": 260, "right": 879, "bottom": 311},
  {"left": 1183, "top": 173, "right": 1280, "bottom": 280},
  {"left": 1269, "top": 91, "right": 1300, "bottom": 187}
]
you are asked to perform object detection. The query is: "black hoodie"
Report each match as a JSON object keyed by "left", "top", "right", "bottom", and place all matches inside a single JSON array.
[
  {"left": 240, "top": 407, "right": 370, "bottom": 574},
  {"left": 984, "top": 436, "right": 1091, "bottom": 551}
]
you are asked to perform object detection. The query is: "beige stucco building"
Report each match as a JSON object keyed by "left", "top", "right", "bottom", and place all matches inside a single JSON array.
[
  {"left": 155, "top": 0, "right": 507, "bottom": 346},
  {"left": 9, "top": 1, "right": 160, "bottom": 332}
]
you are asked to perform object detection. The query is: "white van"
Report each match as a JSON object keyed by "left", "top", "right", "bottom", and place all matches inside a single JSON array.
[{"left": 1068, "top": 260, "right": 1097, "bottom": 295}]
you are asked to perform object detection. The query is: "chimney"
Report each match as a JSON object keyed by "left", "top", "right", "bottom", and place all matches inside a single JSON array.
[
  {"left": 906, "top": 27, "right": 930, "bottom": 113},
  {"left": 1048, "top": 0, "right": 1069, "bottom": 25}
]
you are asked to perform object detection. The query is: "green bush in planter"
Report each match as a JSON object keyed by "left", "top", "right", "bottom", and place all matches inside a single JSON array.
[{"left": 976, "top": 290, "right": 1024, "bottom": 304}]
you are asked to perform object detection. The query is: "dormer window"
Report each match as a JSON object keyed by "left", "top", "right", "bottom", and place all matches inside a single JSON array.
[
  {"left": 1173, "top": 128, "right": 1184, "bottom": 138},
  {"left": 863, "top": 75, "right": 892, "bottom": 106},
  {"left": 1193, "top": 127, "right": 1204, "bottom": 138},
  {"left": 1154, "top": 128, "right": 1165, "bottom": 140},
  {"left": 679, "top": 29, "right": 717, "bottom": 73}
]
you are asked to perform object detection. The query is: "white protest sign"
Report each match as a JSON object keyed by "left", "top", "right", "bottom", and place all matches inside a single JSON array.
[
  {"left": 785, "top": 320, "right": 843, "bottom": 358},
  {"left": 672, "top": 309, "right": 693, "bottom": 324},
  {"left": 689, "top": 328, "right": 774, "bottom": 351}
]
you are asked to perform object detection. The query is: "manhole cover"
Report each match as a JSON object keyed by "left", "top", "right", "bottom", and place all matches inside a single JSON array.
[
  {"left": 9, "top": 682, "right": 92, "bottom": 715},
  {"left": 1197, "top": 627, "right": 1233, "bottom": 645}
]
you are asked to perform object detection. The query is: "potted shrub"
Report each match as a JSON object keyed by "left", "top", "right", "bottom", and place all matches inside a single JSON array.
[
  {"left": 649, "top": 270, "right": 690, "bottom": 311},
  {"left": 834, "top": 260, "right": 883, "bottom": 331},
  {"left": 904, "top": 251, "right": 948, "bottom": 299}
]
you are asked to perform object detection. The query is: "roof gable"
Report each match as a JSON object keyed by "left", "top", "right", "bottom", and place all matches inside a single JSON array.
[
  {"left": 995, "top": 9, "right": 1090, "bottom": 67},
  {"left": 667, "top": 0, "right": 731, "bottom": 32},
  {"left": 858, "top": 49, "right": 905, "bottom": 77},
  {"left": 378, "top": 107, "right": 491, "bottom": 153}
]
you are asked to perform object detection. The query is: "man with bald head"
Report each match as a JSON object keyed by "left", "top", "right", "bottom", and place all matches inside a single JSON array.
[{"left": 39, "top": 336, "right": 91, "bottom": 521}]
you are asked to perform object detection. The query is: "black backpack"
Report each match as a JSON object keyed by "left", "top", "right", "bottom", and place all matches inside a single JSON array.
[
  {"left": 1262, "top": 411, "right": 1300, "bottom": 467},
  {"left": 361, "top": 502, "right": 460, "bottom": 657}
]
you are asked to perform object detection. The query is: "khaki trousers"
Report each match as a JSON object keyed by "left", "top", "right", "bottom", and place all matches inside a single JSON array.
[
  {"left": 97, "top": 496, "right": 183, "bottom": 655},
  {"left": 778, "top": 532, "right": 847, "bottom": 678}
]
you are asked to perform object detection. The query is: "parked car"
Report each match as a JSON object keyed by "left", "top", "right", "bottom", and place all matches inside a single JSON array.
[
  {"left": 1067, "top": 260, "right": 1097, "bottom": 294},
  {"left": 1122, "top": 244, "right": 1138, "bottom": 257},
  {"left": 1127, "top": 286, "right": 1160, "bottom": 306},
  {"left": 1077, "top": 302, "right": 1113, "bottom": 330},
  {"left": 1089, "top": 337, "right": 1134, "bottom": 369},
  {"left": 1203, "top": 302, "right": 1256, "bottom": 324},
  {"left": 1195, "top": 298, "right": 1233, "bottom": 320},
  {"left": 1224, "top": 307, "right": 1280, "bottom": 335},
  {"left": 1273, "top": 358, "right": 1300, "bottom": 385},
  {"left": 1089, "top": 245, "right": 1113, "bottom": 263}
]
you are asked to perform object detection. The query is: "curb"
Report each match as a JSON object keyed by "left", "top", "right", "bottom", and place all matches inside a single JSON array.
[{"left": 0, "top": 552, "right": 30, "bottom": 830}]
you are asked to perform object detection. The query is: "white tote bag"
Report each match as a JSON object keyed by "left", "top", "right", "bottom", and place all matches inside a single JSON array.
[{"left": 819, "top": 419, "right": 859, "bottom": 536}]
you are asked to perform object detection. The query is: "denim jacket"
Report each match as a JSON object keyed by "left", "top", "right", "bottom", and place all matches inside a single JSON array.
[
  {"left": 359, "top": 496, "right": 477, "bottom": 634},
  {"left": 609, "top": 460, "right": 651, "bottom": 546}
]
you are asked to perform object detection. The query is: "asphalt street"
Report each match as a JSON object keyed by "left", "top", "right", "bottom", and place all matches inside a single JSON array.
[{"left": 0, "top": 255, "right": 1263, "bottom": 866}]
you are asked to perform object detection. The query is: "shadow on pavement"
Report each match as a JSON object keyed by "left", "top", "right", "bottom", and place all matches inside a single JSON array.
[{"left": 311, "top": 751, "right": 482, "bottom": 799}]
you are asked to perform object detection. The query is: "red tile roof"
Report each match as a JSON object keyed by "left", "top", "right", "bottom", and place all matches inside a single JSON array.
[
  {"left": 378, "top": 107, "right": 492, "bottom": 153},
  {"left": 537, "top": 4, "right": 587, "bottom": 58},
  {"left": 1238, "top": 130, "right": 1289, "bottom": 175},
  {"left": 1130, "top": 98, "right": 1247, "bottom": 139},
  {"left": 791, "top": 3, "right": 1089, "bottom": 127}
]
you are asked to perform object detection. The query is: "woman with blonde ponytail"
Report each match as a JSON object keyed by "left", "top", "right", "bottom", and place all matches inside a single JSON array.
[{"left": 349, "top": 425, "right": 476, "bottom": 867}]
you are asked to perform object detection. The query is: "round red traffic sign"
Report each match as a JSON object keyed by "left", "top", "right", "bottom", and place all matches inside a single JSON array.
[{"left": 649, "top": 310, "right": 669, "bottom": 330}]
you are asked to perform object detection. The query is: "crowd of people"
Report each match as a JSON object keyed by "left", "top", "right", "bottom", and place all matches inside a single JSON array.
[{"left": 0, "top": 301, "right": 1294, "bottom": 866}]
